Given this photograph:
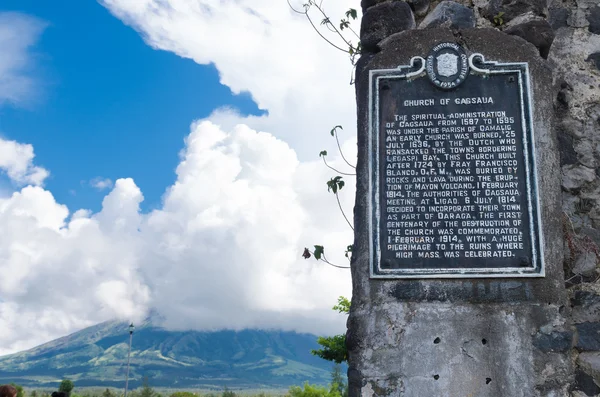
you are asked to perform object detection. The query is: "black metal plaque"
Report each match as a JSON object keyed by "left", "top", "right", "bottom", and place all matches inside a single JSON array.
[{"left": 369, "top": 44, "right": 543, "bottom": 278}]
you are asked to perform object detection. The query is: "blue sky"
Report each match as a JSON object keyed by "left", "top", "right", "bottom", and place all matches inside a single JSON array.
[
  {"left": 0, "top": 0, "right": 357, "bottom": 355},
  {"left": 0, "top": 0, "right": 263, "bottom": 212}
]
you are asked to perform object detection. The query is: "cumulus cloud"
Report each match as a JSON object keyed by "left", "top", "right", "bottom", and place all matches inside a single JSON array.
[
  {"left": 90, "top": 177, "right": 114, "bottom": 190},
  {"left": 0, "top": 137, "right": 49, "bottom": 186},
  {"left": 0, "top": 182, "right": 150, "bottom": 355},
  {"left": 0, "top": 121, "right": 354, "bottom": 355},
  {"left": 0, "top": 12, "right": 46, "bottom": 107},
  {"left": 143, "top": 121, "right": 354, "bottom": 332},
  {"left": 100, "top": 0, "right": 359, "bottom": 158}
]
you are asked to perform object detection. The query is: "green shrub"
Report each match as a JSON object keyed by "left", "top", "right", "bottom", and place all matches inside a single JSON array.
[
  {"left": 169, "top": 393, "right": 196, "bottom": 397},
  {"left": 287, "top": 382, "right": 341, "bottom": 397}
]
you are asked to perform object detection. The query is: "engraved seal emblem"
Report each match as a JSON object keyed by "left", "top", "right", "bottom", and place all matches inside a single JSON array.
[
  {"left": 436, "top": 53, "right": 458, "bottom": 77},
  {"left": 426, "top": 42, "right": 469, "bottom": 89}
]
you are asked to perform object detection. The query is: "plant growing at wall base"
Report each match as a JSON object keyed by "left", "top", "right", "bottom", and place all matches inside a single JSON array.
[{"left": 311, "top": 296, "right": 350, "bottom": 363}]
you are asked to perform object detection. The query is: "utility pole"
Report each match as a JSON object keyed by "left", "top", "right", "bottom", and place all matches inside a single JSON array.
[{"left": 124, "top": 323, "right": 135, "bottom": 397}]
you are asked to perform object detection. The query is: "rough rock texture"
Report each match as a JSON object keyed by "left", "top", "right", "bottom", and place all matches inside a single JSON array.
[
  {"left": 576, "top": 322, "right": 600, "bottom": 351},
  {"left": 408, "top": 0, "right": 430, "bottom": 17},
  {"left": 578, "top": 352, "right": 600, "bottom": 383},
  {"left": 350, "top": 28, "right": 570, "bottom": 396},
  {"left": 419, "top": 1, "right": 476, "bottom": 29},
  {"left": 504, "top": 20, "right": 555, "bottom": 58},
  {"left": 589, "top": 6, "right": 600, "bottom": 34},
  {"left": 360, "top": 2, "right": 416, "bottom": 52},
  {"left": 573, "top": 253, "right": 598, "bottom": 277},
  {"left": 482, "top": 0, "right": 548, "bottom": 24}
]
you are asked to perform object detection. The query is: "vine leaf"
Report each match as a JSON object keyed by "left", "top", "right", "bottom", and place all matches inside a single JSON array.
[
  {"left": 302, "top": 248, "right": 312, "bottom": 259},
  {"left": 345, "top": 244, "right": 353, "bottom": 258},
  {"left": 330, "top": 125, "right": 343, "bottom": 136},
  {"left": 314, "top": 245, "right": 325, "bottom": 260},
  {"left": 327, "top": 176, "right": 345, "bottom": 194}
]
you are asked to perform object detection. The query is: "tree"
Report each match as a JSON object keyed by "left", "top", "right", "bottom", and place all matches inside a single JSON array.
[
  {"left": 221, "top": 388, "right": 236, "bottom": 397},
  {"left": 311, "top": 296, "right": 350, "bottom": 363},
  {"left": 101, "top": 389, "right": 115, "bottom": 397},
  {"left": 139, "top": 377, "right": 159, "bottom": 397},
  {"left": 59, "top": 380, "right": 74, "bottom": 397},
  {"left": 288, "top": 382, "right": 341, "bottom": 397},
  {"left": 9, "top": 383, "right": 24, "bottom": 397},
  {"left": 169, "top": 393, "right": 196, "bottom": 397},
  {"left": 331, "top": 363, "right": 348, "bottom": 397}
]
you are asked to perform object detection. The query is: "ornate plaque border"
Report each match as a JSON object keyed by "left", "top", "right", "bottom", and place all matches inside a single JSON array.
[{"left": 367, "top": 52, "right": 545, "bottom": 279}]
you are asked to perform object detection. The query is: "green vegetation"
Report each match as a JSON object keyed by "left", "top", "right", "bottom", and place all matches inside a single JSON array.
[
  {"left": 287, "top": 382, "right": 340, "bottom": 397},
  {"left": 4, "top": 374, "right": 348, "bottom": 397},
  {"left": 311, "top": 297, "right": 350, "bottom": 365},
  {"left": 10, "top": 383, "right": 24, "bottom": 397},
  {"left": 169, "top": 392, "right": 197, "bottom": 397},
  {"left": 59, "top": 380, "right": 75, "bottom": 397}
]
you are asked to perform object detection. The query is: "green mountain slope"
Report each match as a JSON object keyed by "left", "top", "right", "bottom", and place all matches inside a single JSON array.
[{"left": 0, "top": 318, "right": 334, "bottom": 389}]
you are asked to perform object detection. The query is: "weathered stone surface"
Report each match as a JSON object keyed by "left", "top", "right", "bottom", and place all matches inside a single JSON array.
[
  {"left": 558, "top": 124, "right": 579, "bottom": 166},
  {"left": 350, "top": 28, "right": 569, "bottom": 397},
  {"left": 576, "top": 322, "right": 600, "bottom": 350},
  {"left": 549, "top": 7, "right": 570, "bottom": 29},
  {"left": 360, "top": 2, "right": 416, "bottom": 52},
  {"left": 408, "top": 0, "right": 430, "bottom": 16},
  {"left": 419, "top": 1, "right": 475, "bottom": 29},
  {"left": 503, "top": 11, "right": 545, "bottom": 27},
  {"left": 578, "top": 352, "right": 600, "bottom": 384},
  {"left": 504, "top": 20, "right": 555, "bottom": 58},
  {"left": 562, "top": 165, "right": 597, "bottom": 191},
  {"left": 574, "top": 253, "right": 599, "bottom": 277},
  {"left": 533, "top": 330, "right": 574, "bottom": 352},
  {"left": 360, "top": 0, "right": 389, "bottom": 12},
  {"left": 589, "top": 6, "right": 600, "bottom": 33},
  {"left": 570, "top": 8, "right": 591, "bottom": 28},
  {"left": 588, "top": 52, "right": 600, "bottom": 70},
  {"left": 574, "top": 368, "right": 600, "bottom": 396},
  {"left": 483, "top": 0, "right": 548, "bottom": 24},
  {"left": 570, "top": 391, "right": 590, "bottom": 397},
  {"left": 575, "top": 139, "right": 598, "bottom": 168},
  {"left": 572, "top": 289, "right": 600, "bottom": 324}
]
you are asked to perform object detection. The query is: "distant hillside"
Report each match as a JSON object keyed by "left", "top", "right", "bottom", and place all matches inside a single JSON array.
[{"left": 0, "top": 317, "right": 334, "bottom": 389}]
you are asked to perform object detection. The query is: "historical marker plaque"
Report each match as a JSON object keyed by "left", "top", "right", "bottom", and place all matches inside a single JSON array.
[{"left": 369, "top": 43, "right": 544, "bottom": 278}]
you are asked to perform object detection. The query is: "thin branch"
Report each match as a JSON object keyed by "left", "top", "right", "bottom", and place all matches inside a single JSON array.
[
  {"left": 336, "top": 192, "right": 354, "bottom": 231},
  {"left": 334, "top": 130, "right": 356, "bottom": 169},
  {"left": 287, "top": 0, "right": 307, "bottom": 14},
  {"left": 308, "top": 249, "right": 351, "bottom": 269},
  {"left": 346, "top": 25, "right": 360, "bottom": 40},
  {"left": 321, "top": 252, "right": 351, "bottom": 269},
  {"left": 305, "top": 13, "right": 350, "bottom": 53},
  {"left": 288, "top": 0, "right": 360, "bottom": 57},
  {"left": 312, "top": 3, "right": 356, "bottom": 50},
  {"left": 321, "top": 156, "right": 356, "bottom": 176}
]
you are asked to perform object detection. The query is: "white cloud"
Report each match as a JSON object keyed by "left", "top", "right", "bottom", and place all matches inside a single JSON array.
[
  {"left": 0, "top": 1, "right": 361, "bottom": 354},
  {"left": 100, "top": 0, "right": 360, "bottom": 159},
  {"left": 142, "top": 121, "right": 354, "bottom": 332},
  {"left": 0, "top": 12, "right": 46, "bottom": 107},
  {"left": 0, "top": 12, "right": 49, "bottom": 187},
  {"left": 90, "top": 177, "right": 114, "bottom": 190},
  {"left": 0, "top": 121, "right": 354, "bottom": 355},
  {"left": 0, "top": 137, "right": 49, "bottom": 186}
]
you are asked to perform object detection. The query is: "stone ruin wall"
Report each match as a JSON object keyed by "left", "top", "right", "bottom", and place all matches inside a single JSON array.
[{"left": 358, "top": 0, "right": 600, "bottom": 394}]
